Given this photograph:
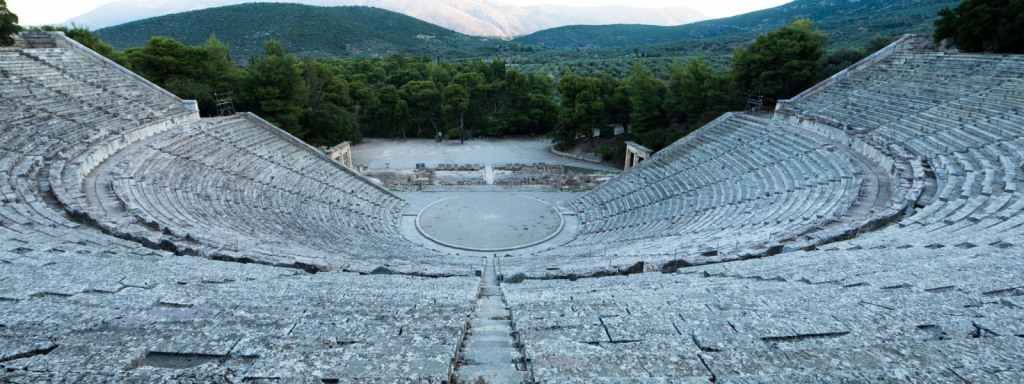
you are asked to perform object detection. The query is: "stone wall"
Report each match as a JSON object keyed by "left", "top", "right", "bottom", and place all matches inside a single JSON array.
[
  {"left": 550, "top": 145, "right": 603, "bottom": 163},
  {"left": 362, "top": 164, "right": 611, "bottom": 189}
]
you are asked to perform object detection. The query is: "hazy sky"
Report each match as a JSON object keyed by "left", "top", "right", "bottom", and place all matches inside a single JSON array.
[{"left": 9, "top": 0, "right": 792, "bottom": 26}]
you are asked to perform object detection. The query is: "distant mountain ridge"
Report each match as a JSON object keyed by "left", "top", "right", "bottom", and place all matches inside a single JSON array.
[
  {"left": 67, "top": 0, "right": 709, "bottom": 37},
  {"left": 96, "top": 4, "right": 494, "bottom": 61},
  {"left": 514, "top": 0, "right": 963, "bottom": 48}
]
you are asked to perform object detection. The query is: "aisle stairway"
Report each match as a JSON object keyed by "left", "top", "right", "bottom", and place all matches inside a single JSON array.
[{"left": 455, "top": 258, "right": 529, "bottom": 383}]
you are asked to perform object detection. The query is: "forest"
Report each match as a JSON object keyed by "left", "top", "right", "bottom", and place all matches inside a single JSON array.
[
  {"left": 9, "top": 0, "right": 1014, "bottom": 163},
  {"left": 25, "top": 20, "right": 897, "bottom": 162},
  {"left": 94, "top": 3, "right": 504, "bottom": 63}
]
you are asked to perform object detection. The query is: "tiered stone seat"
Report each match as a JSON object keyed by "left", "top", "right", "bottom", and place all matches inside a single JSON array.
[
  {"left": 3, "top": 31, "right": 1024, "bottom": 382},
  {"left": 0, "top": 34, "right": 464, "bottom": 275},
  {"left": 0, "top": 42, "right": 195, "bottom": 235},
  {"left": 0, "top": 33, "right": 478, "bottom": 381},
  {"left": 526, "top": 113, "right": 871, "bottom": 272},
  {"left": 0, "top": 219, "right": 476, "bottom": 382},
  {"left": 496, "top": 34, "right": 1023, "bottom": 382},
  {"left": 503, "top": 236, "right": 1024, "bottom": 382},
  {"left": 780, "top": 36, "right": 1024, "bottom": 241},
  {"left": 93, "top": 115, "right": 471, "bottom": 273}
]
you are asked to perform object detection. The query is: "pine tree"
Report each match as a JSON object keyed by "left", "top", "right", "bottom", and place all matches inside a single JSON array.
[
  {"left": 125, "top": 37, "right": 205, "bottom": 85},
  {"left": 625, "top": 61, "right": 666, "bottom": 135},
  {"left": 664, "top": 56, "right": 741, "bottom": 126},
  {"left": 552, "top": 68, "right": 608, "bottom": 149},
  {"left": 0, "top": 0, "right": 19, "bottom": 47},
  {"left": 499, "top": 69, "right": 531, "bottom": 135},
  {"left": 66, "top": 27, "right": 131, "bottom": 68},
  {"left": 934, "top": 0, "right": 1024, "bottom": 53},
  {"left": 244, "top": 40, "right": 309, "bottom": 138},
  {"left": 732, "top": 19, "right": 827, "bottom": 101},
  {"left": 302, "top": 102, "right": 359, "bottom": 145},
  {"left": 443, "top": 84, "right": 470, "bottom": 143},
  {"left": 203, "top": 34, "right": 241, "bottom": 91},
  {"left": 400, "top": 81, "right": 443, "bottom": 138}
]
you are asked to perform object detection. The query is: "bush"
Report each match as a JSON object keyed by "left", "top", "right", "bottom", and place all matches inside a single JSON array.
[{"left": 594, "top": 145, "right": 614, "bottom": 161}]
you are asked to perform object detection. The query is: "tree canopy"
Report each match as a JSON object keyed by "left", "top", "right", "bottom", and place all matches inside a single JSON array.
[
  {"left": 934, "top": 0, "right": 1024, "bottom": 53},
  {"left": 0, "top": 0, "right": 18, "bottom": 47},
  {"left": 664, "top": 56, "right": 742, "bottom": 127},
  {"left": 814, "top": 35, "right": 898, "bottom": 82},
  {"left": 552, "top": 68, "right": 610, "bottom": 149},
  {"left": 14, "top": 18, "right": 879, "bottom": 160},
  {"left": 244, "top": 40, "right": 309, "bottom": 138},
  {"left": 732, "top": 19, "right": 828, "bottom": 101}
]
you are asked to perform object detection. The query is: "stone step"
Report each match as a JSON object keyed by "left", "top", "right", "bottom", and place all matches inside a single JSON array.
[
  {"left": 455, "top": 258, "right": 529, "bottom": 383},
  {"left": 462, "top": 346, "right": 521, "bottom": 365},
  {"left": 465, "top": 337, "right": 516, "bottom": 350},
  {"left": 455, "top": 366, "right": 529, "bottom": 384}
]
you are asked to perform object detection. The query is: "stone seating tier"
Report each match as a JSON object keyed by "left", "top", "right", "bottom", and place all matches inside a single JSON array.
[
  {"left": 1, "top": 35, "right": 480, "bottom": 381},
  {"left": 0, "top": 219, "right": 477, "bottom": 382},
  {"left": 92, "top": 116, "right": 473, "bottom": 274},
  {"left": 502, "top": 235, "right": 1024, "bottom": 382},
  {"left": 544, "top": 113, "right": 868, "bottom": 263},
  {"left": 2, "top": 32, "right": 1024, "bottom": 382}
]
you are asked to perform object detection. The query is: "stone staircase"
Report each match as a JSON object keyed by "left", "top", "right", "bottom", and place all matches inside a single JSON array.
[{"left": 455, "top": 257, "right": 529, "bottom": 383}]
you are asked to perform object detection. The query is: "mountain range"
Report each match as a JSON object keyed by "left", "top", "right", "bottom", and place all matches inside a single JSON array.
[
  {"left": 67, "top": 0, "right": 709, "bottom": 37},
  {"left": 97, "top": 4, "right": 495, "bottom": 61},
  {"left": 516, "top": 0, "right": 961, "bottom": 49}
]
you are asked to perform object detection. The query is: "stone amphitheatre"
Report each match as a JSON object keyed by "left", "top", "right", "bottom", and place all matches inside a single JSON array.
[{"left": 1, "top": 30, "right": 1023, "bottom": 383}]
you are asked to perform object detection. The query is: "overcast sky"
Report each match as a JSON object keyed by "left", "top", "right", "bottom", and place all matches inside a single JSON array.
[{"left": 9, "top": 0, "right": 792, "bottom": 26}]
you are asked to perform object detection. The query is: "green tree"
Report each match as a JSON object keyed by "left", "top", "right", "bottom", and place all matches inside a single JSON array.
[
  {"left": 244, "top": 40, "right": 309, "bottom": 138},
  {"left": 625, "top": 61, "right": 666, "bottom": 136},
  {"left": 526, "top": 93, "right": 559, "bottom": 135},
  {"left": 0, "top": 0, "right": 19, "bottom": 47},
  {"left": 349, "top": 81, "right": 374, "bottom": 114},
  {"left": 400, "top": 80, "right": 444, "bottom": 137},
  {"left": 66, "top": 27, "right": 131, "bottom": 68},
  {"left": 525, "top": 70, "right": 559, "bottom": 135},
  {"left": 934, "top": 0, "right": 1024, "bottom": 53},
  {"left": 664, "top": 56, "right": 742, "bottom": 126},
  {"left": 814, "top": 47, "right": 864, "bottom": 82},
  {"left": 443, "top": 83, "right": 470, "bottom": 143},
  {"left": 363, "top": 85, "right": 409, "bottom": 139},
  {"left": 496, "top": 69, "right": 531, "bottom": 136},
  {"left": 552, "top": 68, "right": 608, "bottom": 149},
  {"left": 814, "top": 35, "right": 897, "bottom": 82},
  {"left": 732, "top": 19, "right": 827, "bottom": 101},
  {"left": 302, "top": 56, "right": 328, "bottom": 111},
  {"left": 302, "top": 102, "right": 359, "bottom": 145},
  {"left": 126, "top": 36, "right": 207, "bottom": 85},
  {"left": 324, "top": 75, "right": 354, "bottom": 112},
  {"left": 121, "top": 33, "right": 241, "bottom": 116},
  {"left": 164, "top": 77, "right": 214, "bottom": 115},
  {"left": 529, "top": 70, "right": 554, "bottom": 96},
  {"left": 202, "top": 34, "right": 241, "bottom": 92},
  {"left": 863, "top": 35, "right": 899, "bottom": 53},
  {"left": 596, "top": 73, "right": 631, "bottom": 130}
]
